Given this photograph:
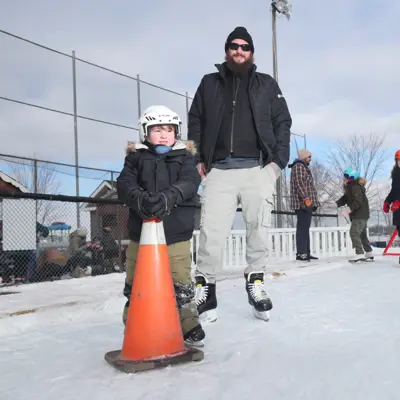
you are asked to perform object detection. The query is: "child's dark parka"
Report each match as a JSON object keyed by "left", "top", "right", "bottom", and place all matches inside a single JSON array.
[
  {"left": 336, "top": 177, "right": 370, "bottom": 220},
  {"left": 116, "top": 140, "right": 201, "bottom": 245}
]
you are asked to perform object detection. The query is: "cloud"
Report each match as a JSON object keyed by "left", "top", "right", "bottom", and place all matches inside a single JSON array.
[{"left": 0, "top": 0, "right": 399, "bottom": 194}]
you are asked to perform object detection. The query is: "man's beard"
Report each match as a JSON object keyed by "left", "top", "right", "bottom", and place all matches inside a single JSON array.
[{"left": 225, "top": 53, "right": 254, "bottom": 76}]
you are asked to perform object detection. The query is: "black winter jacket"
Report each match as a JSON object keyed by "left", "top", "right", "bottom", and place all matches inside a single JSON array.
[
  {"left": 385, "top": 165, "right": 400, "bottom": 227},
  {"left": 116, "top": 140, "right": 201, "bottom": 245},
  {"left": 188, "top": 62, "right": 292, "bottom": 172},
  {"left": 385, "top": 166, "right": 400, "bottom": 204},
  {"left": 336, "top": 178, "right": 370, "bottom": 220}
]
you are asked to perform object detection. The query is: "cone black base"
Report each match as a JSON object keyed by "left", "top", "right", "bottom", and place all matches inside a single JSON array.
[{"left": 104, "top": 346, "right": 204, "bottom": 374}]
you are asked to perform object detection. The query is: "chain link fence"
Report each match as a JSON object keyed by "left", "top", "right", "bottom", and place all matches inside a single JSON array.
[
  {"left": 0, "top": 189, "right": 339, "bottom": 287},
  {"left": 0, "top": 192, "right": 128, "bottom": 286}
]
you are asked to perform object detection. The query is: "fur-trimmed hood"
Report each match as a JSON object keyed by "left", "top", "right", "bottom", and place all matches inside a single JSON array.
[
  {"left": 344, "top": 177, "right": 367, "bottom": 190},
  {"left": 125, "top": 140, "right": 197, "bottom": 156},
  {"left": 358, "top": 177, "right": 367, "bottom": 186}
]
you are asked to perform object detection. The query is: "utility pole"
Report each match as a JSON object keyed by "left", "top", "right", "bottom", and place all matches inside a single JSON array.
[
  {"left": 72, "top": 50, "right": 80, "bottom": 228},
  {"left": 271, "top": 0, "right": 292, "bottom": 228}
]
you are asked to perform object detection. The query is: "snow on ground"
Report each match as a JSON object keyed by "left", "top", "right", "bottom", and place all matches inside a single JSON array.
[{"left": 1, "top": 255, "right": 400, "bottom": 400}]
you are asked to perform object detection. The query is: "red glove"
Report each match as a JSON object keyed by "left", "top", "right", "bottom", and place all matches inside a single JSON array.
[
  {"left": 391, "top": 200, "right": 400, "bottom": 212},
  {"left": 383, "top": 202, "right": 390, "bottom": 213},
  {"left": 304, "top": 198, "right": 312, "bottom": 207}
]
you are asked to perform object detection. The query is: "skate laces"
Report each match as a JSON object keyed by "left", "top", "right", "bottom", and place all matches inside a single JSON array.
[
  {"left": 248, "top": 279, "right": 269, "bottom": 302},
  {"left": 194, "top": 283, "right": 208, "bottom": 305}
]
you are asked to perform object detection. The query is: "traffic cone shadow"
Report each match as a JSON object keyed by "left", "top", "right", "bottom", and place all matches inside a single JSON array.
[{"left": 105, "top": 218, "right": 204, "bottom": 373}]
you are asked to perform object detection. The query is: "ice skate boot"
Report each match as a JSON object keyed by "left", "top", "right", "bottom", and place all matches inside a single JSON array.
[
  {"left": 245, "top": 271, "right": 273, "bottom": 321},
  {"left": 184, "top": 324, "right": 206, "bottom": 348},
  {"left": 364, "top": 251, "right": 374, "bottom": 261},
  {"left": 349, "top": 253, "right": 367, "bottom": 263},
  {"left": 194, "top": 274, "right": 218, "bottom": 324}
]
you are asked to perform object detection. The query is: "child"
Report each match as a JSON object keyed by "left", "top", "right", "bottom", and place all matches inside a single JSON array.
[
  {"left": 330, "top": 168, "right": 373, "bottom": 262},
  {"left": 383, "top": 150, "right": 400, "bottom": 261},
  {"left": 116, "top": 105, "right": 205, "bottom": 346}
]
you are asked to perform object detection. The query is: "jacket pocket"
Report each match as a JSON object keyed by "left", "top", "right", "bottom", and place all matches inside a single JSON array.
[
  {"left": 199, "top": 200, "right": 206, "bottom": 229},
  {"left": 261, "top": 198, "right": 274, "bottom": 228}
]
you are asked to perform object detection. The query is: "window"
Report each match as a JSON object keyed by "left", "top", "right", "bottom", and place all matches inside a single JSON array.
[{"left": 102, "top": 213, "right": 117, "bottom": 227}]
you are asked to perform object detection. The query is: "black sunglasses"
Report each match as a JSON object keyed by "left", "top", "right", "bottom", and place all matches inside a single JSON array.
[{"left": 228, "top": 42, "right": 251, "bottom": 52}]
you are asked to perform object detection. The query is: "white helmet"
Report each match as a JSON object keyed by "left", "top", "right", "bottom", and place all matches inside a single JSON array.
[{"left": 138, "top": 105, "right": 182, "bottom": 143}]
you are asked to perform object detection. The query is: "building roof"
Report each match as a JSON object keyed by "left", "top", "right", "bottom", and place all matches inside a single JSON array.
[
  {"left": 86, "top": 180, "right": 117, "bottom": 211},
  {"left": 88, "top": 180, "right": 117, "bottom": 199},
  {"left": 0, "top": 171, "right": 30, "bottom": 193}
]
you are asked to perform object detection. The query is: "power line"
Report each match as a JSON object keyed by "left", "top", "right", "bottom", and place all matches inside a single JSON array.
[
  {"left": 0, "top": 96, "right": 138, "bottom": 131},
  {"left": 0, "top": 29, "right": 193, "bottom": 100},
  {"left": 0, "top": 153, "right": 120, "bottom": 174},
  {"left": 0, "top": 156, "right": 113, "bottom": 181}
]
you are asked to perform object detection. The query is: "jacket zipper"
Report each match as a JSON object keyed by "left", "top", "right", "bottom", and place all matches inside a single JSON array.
[
  {"left": 206, "top": 96, "right": 225, "bottom": 171},
  {"left": 248, "top": 91, "right": 268, "bottom": 167},
  {"left": 230, "top": 76, "right": 240, "bottom": 154},
  {"left": 154, "top": 157, "right": 160, "bottom": 192}
]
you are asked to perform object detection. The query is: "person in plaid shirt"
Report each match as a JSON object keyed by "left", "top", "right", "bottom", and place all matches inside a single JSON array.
[{"left": 289, "top": 149, "right": 320, "bottom": 261}]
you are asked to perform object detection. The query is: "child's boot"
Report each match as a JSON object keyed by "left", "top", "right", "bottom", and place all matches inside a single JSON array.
[{"left": 184, "top": 324, "right": 205, "bottom": 348}]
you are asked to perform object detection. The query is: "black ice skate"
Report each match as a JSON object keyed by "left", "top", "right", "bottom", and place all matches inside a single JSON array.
[
  {"left": 184, "top": 324, "right": 206, "bottom": 348},
  {"left": 296, "top": 254, "right": 309, "bottom": 262},
  {"left": 245, "top": 271, "right": 273, "bottom": 321},
  {"left": 194, "top": 274, "right": 218, "bottom": 324}
]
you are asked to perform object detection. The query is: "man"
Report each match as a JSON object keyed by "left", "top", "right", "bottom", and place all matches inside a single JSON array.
[
  {"left": 188, "top": 26, "right": 292, "bottom": 322},
  {"left": 288, "top": 149, "right": 320, "bottom": 261}
]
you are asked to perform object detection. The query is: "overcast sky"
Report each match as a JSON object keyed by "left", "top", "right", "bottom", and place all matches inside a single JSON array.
[{"left": 0, "top": 0, "right": 399, "bottom": 197}]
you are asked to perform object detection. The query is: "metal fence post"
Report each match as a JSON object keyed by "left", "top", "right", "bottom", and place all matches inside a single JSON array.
[
  {"left": 72, "top": 50, "right": 80, "bottom": 228},
  {"left": 33, "top": 159, "right": 38, "bottom": 220},
  {"left": 304, "top": 133, "right": 307, "bottom": 149},
  {"left": 137, "top": 74, "right": 141, "bottom": 118},
  {"left": 185, "top": 91, "right": 189, "bottom": 121}
]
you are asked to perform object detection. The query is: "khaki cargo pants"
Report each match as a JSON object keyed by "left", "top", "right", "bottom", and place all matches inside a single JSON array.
[
  {"left": 122, "top": 240, "right": 199, "bottom": 336},
  {"left": 350, "top": 219, "right": 373, "bottom": 255}
]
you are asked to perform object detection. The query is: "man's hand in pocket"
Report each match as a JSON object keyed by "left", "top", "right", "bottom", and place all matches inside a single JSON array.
[{"left": 270, "top": 162, "right": 281, "bottom": 180}]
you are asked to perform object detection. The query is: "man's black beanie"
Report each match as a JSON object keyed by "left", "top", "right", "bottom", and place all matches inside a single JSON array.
[{"left": 225, "top": 26, "right": 254, "bottom": 53}]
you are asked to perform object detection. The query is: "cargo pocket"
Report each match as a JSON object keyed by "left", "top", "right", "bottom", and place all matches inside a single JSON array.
[
  {"left": 199, "top": 202, "right": 206, "bottom": 229},
  {"left": 261, "top": 198, "right": 274, "bottom": 228}
]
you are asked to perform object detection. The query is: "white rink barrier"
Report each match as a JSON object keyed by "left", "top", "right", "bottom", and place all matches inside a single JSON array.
[{"left": 190, "top": 226, "right": 355, "bottom": 269}]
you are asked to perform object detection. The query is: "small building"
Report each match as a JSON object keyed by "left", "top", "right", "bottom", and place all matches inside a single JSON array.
[
  {"left": 0, "top": 171, "right": 30, "bottom": 221},
  {"left": 0, "top": 171, "right": 29, "bottom": 193}
]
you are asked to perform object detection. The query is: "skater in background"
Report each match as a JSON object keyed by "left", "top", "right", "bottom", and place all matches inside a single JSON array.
[
  {"left": 383, "top": 150, "right": 400, "bottom": 257},
  {"left": 288, "top": 149, "right": 320, "bottom": 261},
  {"left": 328, "top": 168, "right": 373, "bottom": 262},
  {"left": 116, "top": 105, "right": 205, "bottom": 347}
]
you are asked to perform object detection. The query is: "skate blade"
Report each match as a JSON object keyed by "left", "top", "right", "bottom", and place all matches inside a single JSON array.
[
  {"left": 199, "top": 309, "right": 218, "bottom": 325},
  {"left": 252, "top": 308, "right": 270, "bottom": 322},
  {"left": 185, "top": 339, "right": 204, "bottom": 348}
]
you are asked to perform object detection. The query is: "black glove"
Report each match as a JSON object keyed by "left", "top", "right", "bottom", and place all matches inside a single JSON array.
[
  {"left": 146, "top": 189, "right": 178, "bottom": 220},
  {"left": 128, "top": 189, "right": 153, "bottom": 220}
]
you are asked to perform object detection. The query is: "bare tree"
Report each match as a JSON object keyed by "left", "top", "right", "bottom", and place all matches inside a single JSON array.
[
  {"left": 323, "top": 132, "right": 388, "bottom": 206},
  {"left": 372, "top": 183, "right": 392, "bottom": 227},
  {"left": 308, "top": 160, "right": 338, "bottom": 226},
  {"left": 309, "top": 160, "right": 332, "bottom": 206},
  {"left": 7, "top": 159, "right": 61, "bottom": 224}
]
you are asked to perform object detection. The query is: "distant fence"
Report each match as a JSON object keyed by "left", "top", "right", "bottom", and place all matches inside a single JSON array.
[
  {"left": 0, "top": 189, "right": 339, "bottom": 286},
  {"left": 191, "top": 226, "right": 354, "bottom": 273}
]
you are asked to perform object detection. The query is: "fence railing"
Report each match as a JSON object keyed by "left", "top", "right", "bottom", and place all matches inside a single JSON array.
[
  {"left": 190, "top": 226, "right": 353, "bottom": 272},
  {"left": 0, "top": 189, "right": 340, "bottom": 286}
]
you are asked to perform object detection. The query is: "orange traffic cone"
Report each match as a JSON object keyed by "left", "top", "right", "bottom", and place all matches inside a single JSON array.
[{"left": 104, "top": 218, "right": 204, "bottom": 373}]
